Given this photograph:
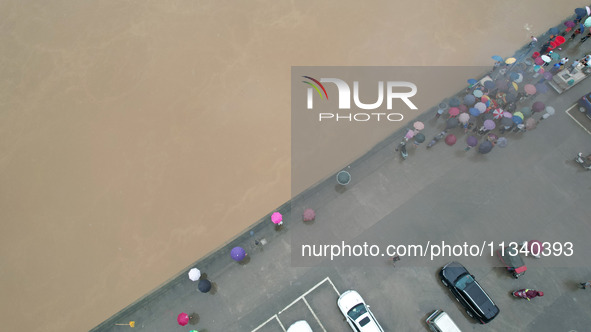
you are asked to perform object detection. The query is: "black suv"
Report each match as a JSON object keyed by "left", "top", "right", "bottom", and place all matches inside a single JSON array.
[{"left": 439, "top": 261, "right": 500, "bottom": 324}]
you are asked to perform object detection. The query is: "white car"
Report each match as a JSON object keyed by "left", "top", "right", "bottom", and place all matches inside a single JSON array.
[
  {"left": 337, "top": 290, "right": 384, "bottom": 332},
  {"left": 287, "top": 320, "right": 313, "bottom": 332}
]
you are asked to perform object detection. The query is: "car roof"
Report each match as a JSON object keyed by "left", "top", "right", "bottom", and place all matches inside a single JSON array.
[
  {"left": 442, "top": 261, "right": 468, "bottom": 283},
  {"left": 287, "top": 320, "right": 313, "bottom": 332},
  {"left": 462, "top": 282, "right": 499, "bottom": 319}
]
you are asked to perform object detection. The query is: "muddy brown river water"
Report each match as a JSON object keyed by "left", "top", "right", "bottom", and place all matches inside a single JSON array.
[{"left": 0, "top": 1, "right": 585, "bottom": 331}]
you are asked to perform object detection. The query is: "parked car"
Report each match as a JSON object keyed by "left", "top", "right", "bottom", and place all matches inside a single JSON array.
[
  {"left": 287, "top": 320, "right": 313, "bottom": 332},
  {"left": 439, "top": 262, "right": 500, "bottom": 324},
  {"left": 426, "top": 309, "right": 462, "bottom": 332},
  {"left": 337, "top": 290, "right": 384, "bottom": 332},
  {"left": 578, "top": 91, "right": 591, "bottom": 120}
]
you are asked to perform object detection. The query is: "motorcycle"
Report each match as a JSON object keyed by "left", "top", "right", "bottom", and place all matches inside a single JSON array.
[
  {"left": 512, "top": 289, "right": 544, "bottom": 301},
  {"left": 575, "top": 153, "right": 591, "bottom": 170},
  {"left": 397, "top": 140, "right": 408, "bottom": 160},
  {"left": 427, "top": 131, "right": 447, "bottom": 148}
]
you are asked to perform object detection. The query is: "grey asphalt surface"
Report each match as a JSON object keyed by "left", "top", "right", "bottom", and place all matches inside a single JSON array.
[{"left": 92, "top": 20, "right": 591, "bottom": 332}]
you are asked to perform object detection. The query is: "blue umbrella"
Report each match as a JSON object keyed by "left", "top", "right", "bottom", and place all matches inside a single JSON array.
[
  {"left": 467, "top": 78, "right": 478, "bottom": 85},
  {"left": 231, "top": 247, "right": 246, "bottom": 261},
  {"left": 449, "top": 97, "right": 461, "bottom": 107},
  {"left": 575, "top": 8, "right": 586, "bottom": 18},
  {"left": 484, "top": 80, "right": 495, "bottom": 91},
  {"left": 492, "top": 55, "right": 503, "bottom": 62},
  {"left": 512, "top": 115, "right": 523, "bottom": 124},
  {"left": 549, "top": 27, "right": 559, "bottom": 35},
  {"left": 469, "top": 107, "right": 480, "bottom": 117},
  {"left": 464, "top": 94, "right": 476, "bottom": 106}
]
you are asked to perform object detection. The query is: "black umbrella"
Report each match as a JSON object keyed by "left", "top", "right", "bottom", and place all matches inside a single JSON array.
[
  {"left": 446, "top": 117, "right": 459, "bottom": 129},
  {"left": 198, "top": 279, "right": 212, "bottom": 293},
  {"left": 501, "top": 117, "right": 513, "bottom": 126},
  {"left": 495, "top": 79, "right": 509, "bottom": 92},
  {"left": 482, "top": 113, "right": 494, "bottom": 121},
  {"left": 449, "top": 97, "right": 461, "bottom": 107},
  {"left": 478, "top": 141, "right": 493, "bottom": 154}
]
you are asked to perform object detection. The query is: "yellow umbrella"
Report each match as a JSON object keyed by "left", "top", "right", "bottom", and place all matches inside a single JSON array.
[
  {"left": 512, "top": 82, "right": 518, "bottom": 91},
  {"left": 115, "top": 321, "right": 135, "bottom": 328},
  {"left": 505, "top": 57, "right": 516, "bottom": 64}
]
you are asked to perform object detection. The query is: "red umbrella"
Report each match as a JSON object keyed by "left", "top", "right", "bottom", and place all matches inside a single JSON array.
[
  {"left": 492, "top": 108, "right": 504, "bottom": 119},
  {"left": 178, "top": 313, "right": 190, "bottom": 326},
  {"left": 555, "top": 35, "right": 565, "bottom": 45},
  {"left": 303, "top": 209, "right": 316, "bottom": 221},
  {"left": 445, "top": 134, "right": 457, "bottom": 146}
]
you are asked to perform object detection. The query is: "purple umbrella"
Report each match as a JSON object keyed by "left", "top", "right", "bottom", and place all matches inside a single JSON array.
[
  {"left": 483, "top": 119, "right": 495, "bottom": 130},
  {"left": 565, "top": 20, "right": 575, "bottom": 28},
  {"left": 467, "top": 135, "right": 478, "bottom": 147},
  {"left": 543, "top": 72, "right": 553, "bottom": 80},
  {"left": 535, "top": 83, "right": 548, "bottom": 95},
  {"left": 478, "top": 140, "right": 493, "bottom": 154},
  {"left": 532, "top": 101, "right": 546, "bottom": 112},
  {"left": 474, "top": 102, "right": 487, "bottom": 113},
  {"left": 231, "top": 246, "right": 246, "bottom": 261},
  {"left": 503, "top": 111, "right": 513, "bottom": 118}
]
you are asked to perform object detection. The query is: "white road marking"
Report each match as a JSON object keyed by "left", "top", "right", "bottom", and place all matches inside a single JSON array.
[
  {"left": 252, "top": 277, "right": 340, "bottom": 332},
  {"left": 565, "top": 104, "right": 591, "bottom": 135}
]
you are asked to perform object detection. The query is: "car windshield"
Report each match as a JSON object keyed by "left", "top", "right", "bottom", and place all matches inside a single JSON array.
[
  {"left": 347, "top": 303, "right": 368, "bottom": 321},
  {"left": 455, "top": 274, "right": 475, "bottom": 291},
  {"left": 359, "top": 316, "right": 371, "bottom": 326}
]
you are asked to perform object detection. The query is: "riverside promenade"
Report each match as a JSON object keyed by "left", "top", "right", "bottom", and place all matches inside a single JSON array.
[{"left": 92, "top": 18, "right": 591, "bottom": 332}]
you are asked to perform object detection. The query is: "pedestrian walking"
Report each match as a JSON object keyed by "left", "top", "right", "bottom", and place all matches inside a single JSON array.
[
  {"left": 392, "top": 254, "right": 400, "bottom": 267},
  {"left": 580, "top": 281, "right": 591, "bottom": 289},
  {"left": 569, "top": 59, "right": 580, "bottom": 73},
  {"left": 559, "top": 57, "right": 569, "bottom": 66},
  {"left": 569, "top": 28, "right": 582, "bottom": 40},
  {"left": 528, "top": 35, "right": 537, "bottom": 47},
  {"left": 581, "top": 32, "right": 591, "bottom": 43}
]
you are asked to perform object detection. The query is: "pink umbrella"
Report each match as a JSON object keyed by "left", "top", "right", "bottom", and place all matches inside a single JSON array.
[
  {"left": 271, "top": 212, "right": 283, "bottom": 225},
  {"left": 474, "top": 102, "right": 487, "bottom": 113},
  {"left": 448, "top": 107, "right": 460, "bottom": 117},
  {"left": 483, "top": 119, "right": 496, "bottom": 130},
  {"left": 405, "top": 129, "right": 415, "bottom": 139},
  {"left": 525, "top": 117, "right": 537, "bottom": 130},
  {"left": 413, "top": 121, "right": 424, "bottom": 131},
  {"left": 503, "top": 111, "right": 513, "bottom": 119},
  {"left": 445, "top": 134, "right": 457, "bottom": 146},
  {"left": 303, "top": 209, "right": 316, "bottom": 221},
  {"left": 524, "top": 84, "right": 536, "bottom": 95},
  {"left": 492, "top": 108, "right": 504, "bottom": 119},
  {"left": 178, "top": 313, "right": 190, "bottom": 326}
]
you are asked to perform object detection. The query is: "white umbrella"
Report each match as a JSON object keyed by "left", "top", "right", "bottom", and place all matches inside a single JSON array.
[
  {"left": 188, "top": 268, "right": 201, "bottom": 281},
  {"left": 545, "top": 106, "right": 555, "bottom": 116}
]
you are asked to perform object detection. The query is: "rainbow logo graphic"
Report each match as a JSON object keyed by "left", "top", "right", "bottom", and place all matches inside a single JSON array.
[{"left": 302, "top": 76, "right": 328, "bottom": 100}]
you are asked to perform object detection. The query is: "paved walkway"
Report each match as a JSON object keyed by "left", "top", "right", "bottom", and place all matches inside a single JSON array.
[{"left": 92, "top": 14, "right": 591, "bottom": 332}]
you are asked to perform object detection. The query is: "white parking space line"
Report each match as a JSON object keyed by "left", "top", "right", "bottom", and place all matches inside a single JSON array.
[
  {"left": 251, "top": 314, "right": 286, "bottom": 332},
  {"left": 252, "top": 277, "right": 341, "bottom": 332},
  {"left": 565, "top": 104, "right": 591, "bottom": 135},
  {"left": 302, "top": 297, "right": 327, "bottom": 332}
]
